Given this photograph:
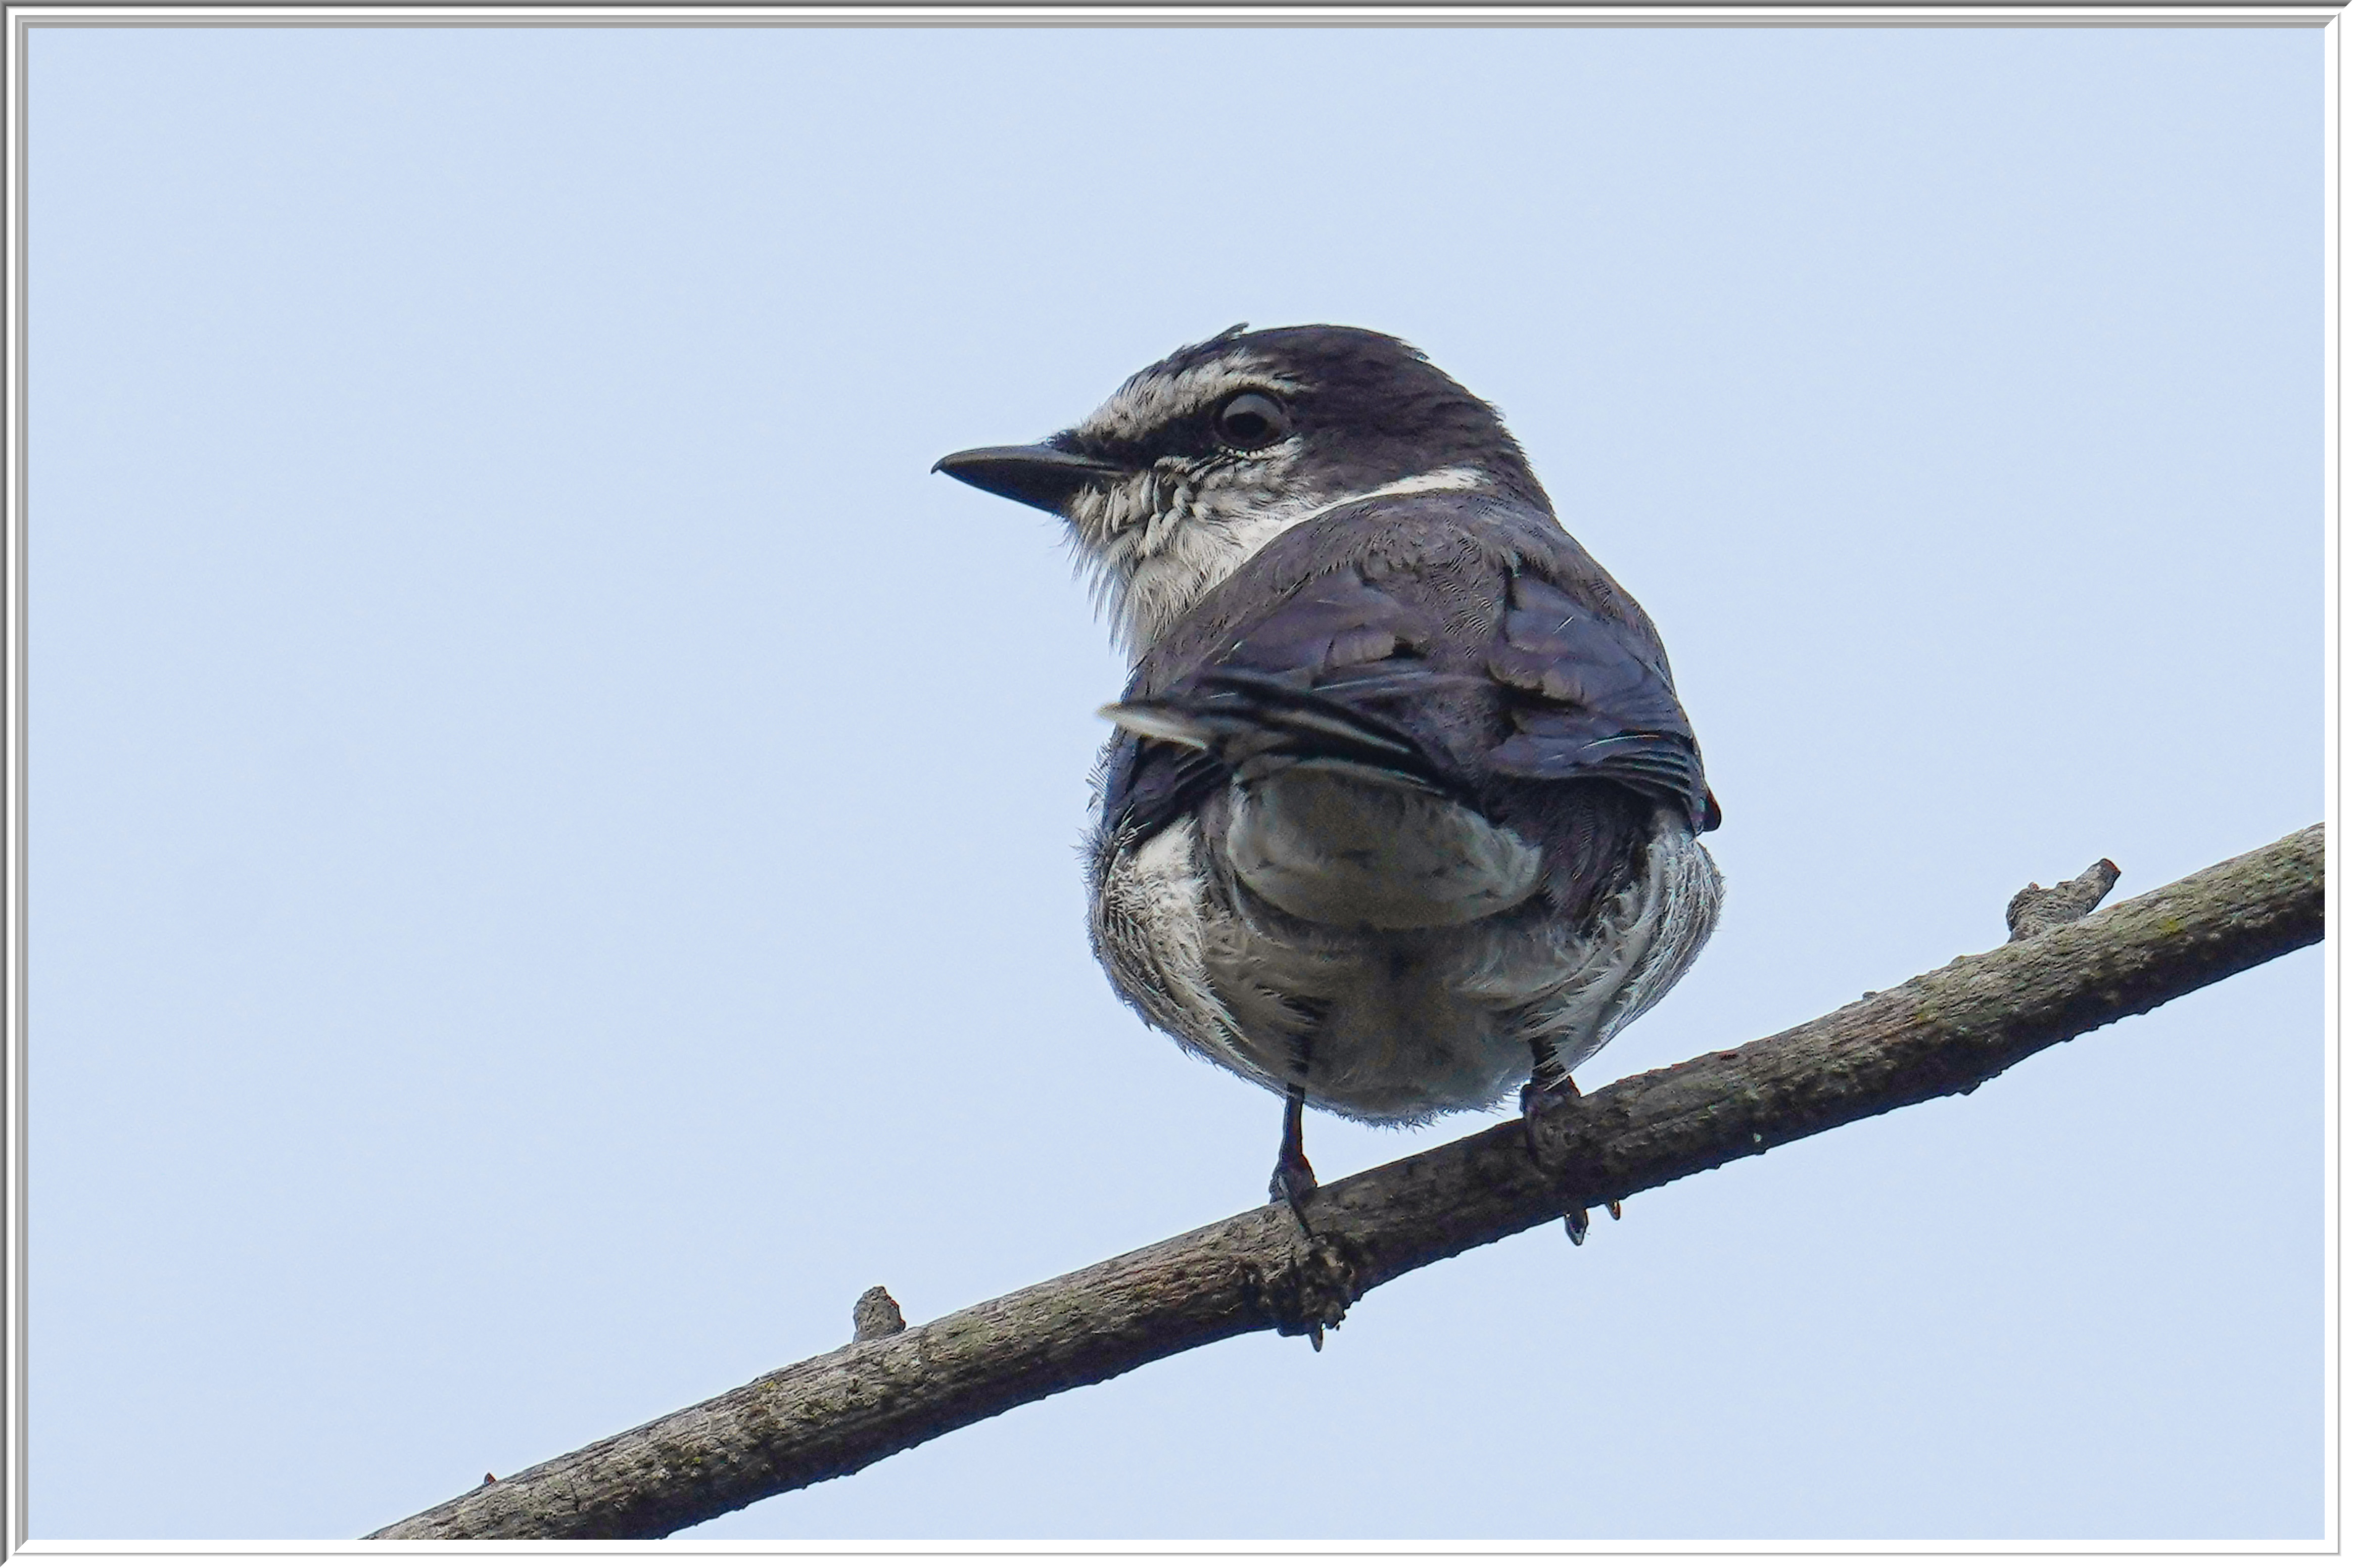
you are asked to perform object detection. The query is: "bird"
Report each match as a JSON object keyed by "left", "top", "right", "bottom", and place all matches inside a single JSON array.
[{"left": 934, "top": 324, "right": 1723, "bottom": 1243}]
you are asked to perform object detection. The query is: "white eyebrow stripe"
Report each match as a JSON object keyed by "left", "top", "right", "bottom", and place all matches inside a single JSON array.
[{"left": 1080, "top": 350, "right": 1301, "bottom": 443}]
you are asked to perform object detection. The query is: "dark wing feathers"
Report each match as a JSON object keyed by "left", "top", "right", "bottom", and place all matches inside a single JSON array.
[
  {"left": 1483, "top": 571, "right": 1718, "bottom": 828},
  {"left": 1094, "top": 732, "right": 1223, "bottom": 847},
  {"left": 1199, "top": 569, "right": 1430, "bottom": 676},
  {"left": 1100, "top": 563, "right": 1465, "bottom": 821},
  {"left": 1096, "top": 495, "right": 1719, "bottom": 844},
  {"left": 1109, "top": 668, "right": 1450, "bottom": 783}
]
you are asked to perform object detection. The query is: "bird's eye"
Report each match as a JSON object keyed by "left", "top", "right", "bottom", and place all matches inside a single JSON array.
[{"left": 1215, "top": 391, "right": 1290, "bottom": 451}]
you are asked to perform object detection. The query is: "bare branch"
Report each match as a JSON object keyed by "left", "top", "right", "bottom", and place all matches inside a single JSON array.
[{"left": 369, "top": 823, "right": 2323, "bottom": 1541}]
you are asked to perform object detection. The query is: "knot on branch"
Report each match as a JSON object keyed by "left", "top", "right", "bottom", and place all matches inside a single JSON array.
[
  {"left": 851, "top": 1286, "right": 906, "bottom": 1343},
  {"left": 2006, "top": 858, "right": 2121, "bottom": 942}
]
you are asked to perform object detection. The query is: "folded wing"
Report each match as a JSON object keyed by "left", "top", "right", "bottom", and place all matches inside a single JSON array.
[{"left": 1096, "top": 495, "right": 1719, "bottom": 848}]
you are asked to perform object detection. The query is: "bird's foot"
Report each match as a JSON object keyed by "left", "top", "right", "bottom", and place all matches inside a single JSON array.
[
  {"left": 1269, "top": 1147, "right": 1320, "bottom": 1231},
  {"left": 1519, "top": 1069, "right": 1580, "bottom": 1162},
  {"left": 1521, "top": 1069, "right": 1623, "bottom": 1244}
]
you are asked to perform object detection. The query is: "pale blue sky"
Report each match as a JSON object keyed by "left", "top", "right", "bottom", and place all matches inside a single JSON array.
[{"left": 26, "top": 21, "right": 2324, "bottom": 1541}]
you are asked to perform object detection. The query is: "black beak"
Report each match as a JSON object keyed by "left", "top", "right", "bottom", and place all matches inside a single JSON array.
[{"left": 932, "top": 443, "right": 1124, "bottom": 513}]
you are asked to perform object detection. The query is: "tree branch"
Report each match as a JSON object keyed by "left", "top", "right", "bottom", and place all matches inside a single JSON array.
[{"left": 369, "top": 822, "right": 2324, "bottom": 1541}]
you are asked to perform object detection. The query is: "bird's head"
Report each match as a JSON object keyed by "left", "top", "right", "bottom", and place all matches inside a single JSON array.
[{"left": 935, "top": 324, "right": 1549, "bottom": 655}]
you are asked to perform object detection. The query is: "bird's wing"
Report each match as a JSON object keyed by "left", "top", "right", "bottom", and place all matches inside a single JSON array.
[
  {"left": 1483, "top": 565, "right": 1719, "bottom": 830},
  {"left": 1096, "top": 493, "right": 1719, "bottom": 844},
  {"left": 1093, "top": 555, "right": 1460, "bottom": 844}
]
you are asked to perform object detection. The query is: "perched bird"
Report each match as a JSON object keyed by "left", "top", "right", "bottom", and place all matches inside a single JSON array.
[{"left": 935, "top": 325, "right": 1723, "bottom": 1236}]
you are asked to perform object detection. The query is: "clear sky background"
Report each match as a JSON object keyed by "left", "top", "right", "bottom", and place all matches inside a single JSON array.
[{"left": 25, "top": 20, "right": 2325, "bottom": 1543}]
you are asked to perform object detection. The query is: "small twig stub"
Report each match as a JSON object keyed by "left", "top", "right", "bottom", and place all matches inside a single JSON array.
[
  {"left": 851, "top": 1286, "right": 907, "bottom": 1343},
  {"left": 2006, "top": 858, "right": 2122, "bottom": 942}
]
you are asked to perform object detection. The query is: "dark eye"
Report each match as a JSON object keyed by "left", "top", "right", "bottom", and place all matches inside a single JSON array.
[{"left": 1215, "top": 391, "right": 1289, "bottom": 450}]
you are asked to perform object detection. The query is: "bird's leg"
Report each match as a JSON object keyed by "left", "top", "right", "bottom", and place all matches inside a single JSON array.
[
  {"left": 1268, "top": 1043, "right": 1319, "bottom": 1229},
  {"left": 1519, "top": 1042, "right": 1578, "bottom": 1134},
  {"left": 1521, "top": 1043, "right": 1599, "bottom": 1245}
]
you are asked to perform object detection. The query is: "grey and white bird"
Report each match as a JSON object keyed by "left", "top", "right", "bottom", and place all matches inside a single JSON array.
[{"left": 935, "top": 325, "right": 1723, "bottom": 1237}]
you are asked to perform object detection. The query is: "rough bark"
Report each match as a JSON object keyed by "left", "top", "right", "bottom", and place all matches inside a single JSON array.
[{"left": 369, "top": 822, "right": 2324, "bottom": 1541}]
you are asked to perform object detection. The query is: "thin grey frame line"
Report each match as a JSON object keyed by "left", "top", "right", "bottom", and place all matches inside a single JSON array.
[
  {"left": 8, "top": 0, "right": 29, "bottom": 1555},
  {"left": 5, "top": 1541, "right": 2340, "bottom": 1556},
  {"left": 3, "top": 14, "right": 2345, "bottom": 23},
  {"left": 0, "top": 3, "right": 2334, "bottom": 1554},
  {"left": 2, "top": 0, "right": 2346, "bottom": 25},
  {"left": 5, "top": 0, "right": 2346, "bottom": 34},
  {"left": 35, "top": 1531, "right": 2326, "bottom": 1554},
  {"left": 2330, "top": 4, "right": 2349, "bottom": 1564},
  {"left": 0, "top": 2, "right": 2331, "bottom": 1555},
  {"left": 0, "top": 0, "right": 2325, "bottom": 8}
]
